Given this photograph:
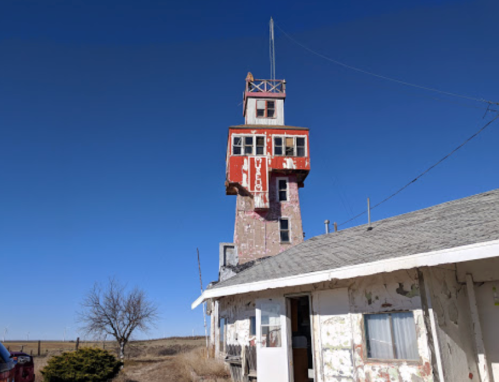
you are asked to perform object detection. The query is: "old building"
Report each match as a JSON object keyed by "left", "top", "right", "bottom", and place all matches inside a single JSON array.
[
  {"left": 220, "top": 74, "right": 310, "bottom": 280},
  {"left": 193, "top": 76, "right": 499, "bottom": 382}
]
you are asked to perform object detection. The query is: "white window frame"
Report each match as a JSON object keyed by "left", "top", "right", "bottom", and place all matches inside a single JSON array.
[
  {"left": 279, "top": 217, "right": 291, "bottom": 243},
  {"left": 232, "top": 134, "right": 266, "bottom": 156},
  {"left": 276, "top": 177, "right": 288, "bottom": 202},
  {"left": 363, "top": 311, "right": 420, "bottom": 362},
  {"left": 272, "top": 135, "right": 307, "bottom": 157}
]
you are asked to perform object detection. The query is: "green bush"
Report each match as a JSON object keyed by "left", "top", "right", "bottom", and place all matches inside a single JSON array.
[{"left": 41, "top": 347, "right": 123, "bottom": 382}]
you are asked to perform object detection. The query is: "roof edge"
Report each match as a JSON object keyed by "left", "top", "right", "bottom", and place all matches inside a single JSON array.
[{"left": 191, "top": 239, "right": 499, "bottom": 309}]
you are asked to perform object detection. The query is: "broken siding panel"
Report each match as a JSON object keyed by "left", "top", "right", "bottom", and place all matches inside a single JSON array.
[{"left": 312, "top": 288, "right": 355, "bottom": 382}]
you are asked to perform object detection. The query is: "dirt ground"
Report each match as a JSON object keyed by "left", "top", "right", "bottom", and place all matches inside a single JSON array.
[{"left": 14, "top": 337, "right": 230, "bottom": 382}]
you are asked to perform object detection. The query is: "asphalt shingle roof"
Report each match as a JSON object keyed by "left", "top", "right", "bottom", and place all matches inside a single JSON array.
[{"left": 212, "top": 189, "right": 499, "bottom": 289}]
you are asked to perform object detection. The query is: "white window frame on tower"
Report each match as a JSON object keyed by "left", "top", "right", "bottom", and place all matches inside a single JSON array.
[
  {"left": 272, "top": 135, "right": 307, "bottom": 157},
  {"left": 255, "top": 99, "right": 277, "bottom": 119},
  {"left": 276, "top": 177, "right": 288, "bottom": 202},
  {"left": 232, "top": 134, "right": 266, "bottom": 156},
  {"left": 279, "top": 217, "right": 291, "bottom": 243}
]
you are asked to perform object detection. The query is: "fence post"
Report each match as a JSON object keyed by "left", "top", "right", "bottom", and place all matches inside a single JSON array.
[
  {"left": 21, "top": 345, "right": 24, "bottom": 352},
  {"left": 38, "top": 341, "right": 41, "bottom": 356},
  {"left": 76, "top": 337, "right": 80, "bottom": 351}
]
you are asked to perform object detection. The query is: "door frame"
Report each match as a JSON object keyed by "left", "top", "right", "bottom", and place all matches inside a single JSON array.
[{"left": 285, "top": 292, "right": 317, "bottom": 382}]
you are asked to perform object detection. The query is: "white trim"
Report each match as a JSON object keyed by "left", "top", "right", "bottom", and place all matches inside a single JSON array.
[{"left": 192, "top": 239, "right": 499, "bottom": 309}]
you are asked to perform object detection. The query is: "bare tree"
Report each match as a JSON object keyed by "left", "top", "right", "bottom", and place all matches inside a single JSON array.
[{"left": 79, "top": 278, "right": 158, "bottom": 362}]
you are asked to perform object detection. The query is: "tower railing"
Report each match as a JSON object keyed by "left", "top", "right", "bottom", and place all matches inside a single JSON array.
[{"left": 246, "top": 79, "right": 286, "bottom": 94}]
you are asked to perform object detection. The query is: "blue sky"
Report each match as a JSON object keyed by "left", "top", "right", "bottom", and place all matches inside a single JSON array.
[{"left": 1, "top": 0, "right": 498, "bottom": 340}]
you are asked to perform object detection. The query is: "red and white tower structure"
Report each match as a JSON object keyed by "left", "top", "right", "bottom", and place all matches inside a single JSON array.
[{"left": 219, "top": 74, "right": 310, "bottom": 280}]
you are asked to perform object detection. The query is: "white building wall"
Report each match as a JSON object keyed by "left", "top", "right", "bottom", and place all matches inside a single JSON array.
[{"left": 245, "top": 98, "right": 285, "bottom": 125}]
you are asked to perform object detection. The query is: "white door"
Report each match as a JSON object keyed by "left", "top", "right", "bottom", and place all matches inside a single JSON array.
[{"left": 256, "top": 297, "right": 290, "bottom": 382}]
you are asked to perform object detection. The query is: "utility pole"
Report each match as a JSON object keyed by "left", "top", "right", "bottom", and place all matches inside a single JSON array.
[{"left": 197, "top": 248, "right": 209, "bottom": 349}]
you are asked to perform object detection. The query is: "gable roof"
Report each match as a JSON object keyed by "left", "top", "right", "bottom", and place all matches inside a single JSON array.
[{"left": 212, "top": 188, "right": 499, "bottom": 290}]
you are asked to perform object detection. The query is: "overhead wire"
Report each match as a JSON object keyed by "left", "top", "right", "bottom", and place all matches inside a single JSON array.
[
  {"left": 337, "top": 113, "right": 499, "bottom": 228},
  {"left": 275, "top": 23, "right": 499, "bottom": 107}
]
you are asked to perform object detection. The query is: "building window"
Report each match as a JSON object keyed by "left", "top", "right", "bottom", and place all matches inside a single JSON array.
[
  {"left": 233, "top": 136, "right": 242, "bottom": 155},
  {"left": 256, "top": 136, "right": 265, "bottom": 155},
  {"left": 249, "top": 316, "right": 256, "bottom": 336},
  {"left": 256, "top": 100, "right": 275, "bottom": 118},
  {"left": 278, "top": 178, "right": 288, "bottom": 202},
  {"left": 279, "top": 218, "right": 290, "bottom": 243},
  {"left": 273, "top": 136, "right": 306, "bottom": 157},
  {"left": 232, "top": 135, "right": 266, "bottom": 156},
  {"left": 364, "top": 312, "right": 419, "bottom": 360},
  {"left": 219, "top": 317, "right": 226, "bottom": 352}
]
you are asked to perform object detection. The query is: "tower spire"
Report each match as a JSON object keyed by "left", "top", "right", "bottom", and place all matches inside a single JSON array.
[{"left": 269, "top": 17, "right": 276, "bottom": 81}]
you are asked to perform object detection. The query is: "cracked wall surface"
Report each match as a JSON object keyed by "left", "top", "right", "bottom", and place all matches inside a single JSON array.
[{"left": 234, "top": 172, "right": 304, "bottom": 264}]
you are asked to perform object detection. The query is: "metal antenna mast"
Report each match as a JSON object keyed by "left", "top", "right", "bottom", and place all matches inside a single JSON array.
[
  {"left": 197, "top": 248, "right": 209, "bottom": 350},
  {"left": 269, "top": 17, "right": 276, "bottom": 81}
]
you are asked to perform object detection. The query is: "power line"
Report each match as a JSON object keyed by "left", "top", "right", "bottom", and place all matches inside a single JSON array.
[
  {"left": 275, "top": 23, "right": 499, "bottom": 106},
  {"left": 338, "top": 113, "right": 499, "bottom": 228}
]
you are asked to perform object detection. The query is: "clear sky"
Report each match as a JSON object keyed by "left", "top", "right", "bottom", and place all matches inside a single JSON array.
[{"left": 1, "top": 0, "right": 498, "bottom": 340}]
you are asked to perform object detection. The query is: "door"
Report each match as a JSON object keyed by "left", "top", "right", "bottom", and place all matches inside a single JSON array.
[{"left": 256, "top": 297, "right": 290, "bottom": 382}]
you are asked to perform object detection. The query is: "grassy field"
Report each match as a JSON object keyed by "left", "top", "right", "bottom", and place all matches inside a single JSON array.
[{"left": 5, "top": 337, "right": 229, "bottom": 382}]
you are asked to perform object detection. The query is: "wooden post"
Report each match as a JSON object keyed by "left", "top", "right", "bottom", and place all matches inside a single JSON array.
[
  {"left": 76, "top": 337, "right": 80, "bottom": 351},
  {"left": 38, "top": 341, "right": 41, "bottom": 356},
  {"left": 21, "top": 345, "right": 24, "bottom": 352},
  {"left": 30, "top": 350, "right": 33, "bottom": 356},
  {"left": 466, "top": 274, "right": 490, "bottom": 382}
]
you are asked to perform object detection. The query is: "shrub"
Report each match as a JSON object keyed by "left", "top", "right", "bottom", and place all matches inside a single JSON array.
[{"left": 40, "top": 347, "right": 123, "bottom": 382}]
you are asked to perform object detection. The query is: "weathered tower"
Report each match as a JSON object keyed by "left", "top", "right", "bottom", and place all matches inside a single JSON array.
[{"left": 219, "top": 74, "right": 310, "bottom": 280}]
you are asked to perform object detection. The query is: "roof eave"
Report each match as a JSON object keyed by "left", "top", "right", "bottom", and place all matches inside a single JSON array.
[{"left": 191, "top": 239, "right": 499, "bottom": 309}]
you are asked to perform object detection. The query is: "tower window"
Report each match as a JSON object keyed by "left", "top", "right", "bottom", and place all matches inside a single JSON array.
[
  {"left": 244, "top": 137, "right": 254, "bottom": 154},
  {"left": 232, "top": 135, "right": 266, "bottom": 156},
  {"left": 256, "top": 100, "right": 276, "bottom": 118},
  {"left": 256, "top": 136, "right": 265, "bottom": 155},
  {"left": 277, "top": 178, "right": 288, "bottom": 202},
  {"left": 273, "top": 136, "right": 307, "bottom": 157},
  {"left": 233, "top": 136, "right": 242, "bottom": 155},
  {"left": 279, "top": 218, "right": 290, "bottom": 243}
]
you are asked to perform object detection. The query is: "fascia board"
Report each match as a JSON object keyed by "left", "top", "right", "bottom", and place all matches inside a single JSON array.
[{"left": 191, "top": 239, "right": 499, "bottom": 309}]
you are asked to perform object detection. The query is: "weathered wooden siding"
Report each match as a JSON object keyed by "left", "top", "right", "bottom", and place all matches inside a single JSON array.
[{"left": 245, "top": 98, "right": 285, "bottom": 125}]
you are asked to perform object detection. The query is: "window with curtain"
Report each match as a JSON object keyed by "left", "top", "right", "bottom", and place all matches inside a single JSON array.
[{"left": 364, "top": 312, "right": 419, "bottom": 360}]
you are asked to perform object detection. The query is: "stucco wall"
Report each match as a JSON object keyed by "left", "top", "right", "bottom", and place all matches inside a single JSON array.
[
  {"left": 216, "top": 270, "right": 434, "bottom": 382},
  {"left": 234, "top": 172, "right": 304, "bottom": 264},
  {"left": 311, "top": 270, "right": 433, "bottom": 382}
]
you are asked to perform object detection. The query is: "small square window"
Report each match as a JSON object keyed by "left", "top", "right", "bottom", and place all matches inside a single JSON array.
[
  {"left": 364, "top": 312, "right": 419, "bottom": 360},
  {"left": 256, "top": 100, "right": 276, "bottom": 118},
  {"left": 279, "top": 218, "right": 290, "bottom": 243}
]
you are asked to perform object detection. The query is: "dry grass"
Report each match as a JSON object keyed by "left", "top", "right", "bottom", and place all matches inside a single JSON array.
[{"left": 29, "top": 337, "right": 229, "bottom": 382}]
